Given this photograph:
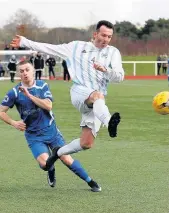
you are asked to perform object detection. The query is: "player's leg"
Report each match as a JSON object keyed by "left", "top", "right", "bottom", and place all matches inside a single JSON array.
[
  {"left": 26, "top": 135, "right": 56, "bottom": 187},
  {"left": 53, "top": 86, "right": 101, "bottom": 157},
  {"left": 87, "top": 91, "right": 121, "bottom": 137},
  {"left": 60, "top": 155, "right": 101, "bottom": 192},
  {"left": 56, "top": 110, "right": 103, "bottom": 159},
  {"left": 36, "top": 151, "right": 56, "bottom": 188},
  {"left": 57, "top": 126, "right": 94, "bottom": 157},
  {"left": 48, "top": 126, "right": 101, "bottom": 192}
]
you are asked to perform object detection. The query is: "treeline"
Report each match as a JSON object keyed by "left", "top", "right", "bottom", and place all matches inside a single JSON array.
[{"left": 0, "top": 9, "right": 169, "bottom": 55}]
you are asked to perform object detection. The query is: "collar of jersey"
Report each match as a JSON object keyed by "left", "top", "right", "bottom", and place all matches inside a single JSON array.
[{"left": 21, "top": 80, "right": 36, "bottom": 89}]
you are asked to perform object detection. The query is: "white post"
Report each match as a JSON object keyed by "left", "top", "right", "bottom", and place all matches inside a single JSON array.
[
  {"left": 0, "top": 50, "right": 37, "bottom": 55},
  {"left": 155, "top": 62, "right": 157, "bottom": 76},
  {"left": 133, "top": 63, "right": 136, "bottom": 76}
]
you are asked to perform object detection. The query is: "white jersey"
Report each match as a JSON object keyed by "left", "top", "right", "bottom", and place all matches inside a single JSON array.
[{"left": 20, "top": 37, "right": 124, "bottom": 95}]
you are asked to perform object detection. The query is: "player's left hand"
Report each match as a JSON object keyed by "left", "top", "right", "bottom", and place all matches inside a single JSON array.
[
  {"left": 93, "top": 63, "right": 107, "bottom": 72},
  {"left": 19, "top": 86, "right": 30, "bottom": 97}
]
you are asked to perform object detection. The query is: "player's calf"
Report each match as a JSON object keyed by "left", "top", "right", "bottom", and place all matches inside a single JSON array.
[{"left": 45, "top": 147, "right": 60, "bottom": 170}]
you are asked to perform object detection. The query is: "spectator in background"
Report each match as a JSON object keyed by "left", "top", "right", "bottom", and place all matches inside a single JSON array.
[
  {"left": 62, "top": 60, "right": 70, "bottom": 82},
  {"left": 156, "top": 55, "right": 162, "bottom": 75},
  {"left": 162, "top": 54, "right": 168, "bottom": 74},
  {"left": 0, "top": 60, "right": 5, "bottom": 79},
  {"left": 4, "top": 44, "right": 10, "bottom": 50},
  {"left": 8, "top": 55, "right": 17, "bottom": 83},
  {"left": 167, "top": 57, "right": 169, "bottom": 85},
  {"left": 34, "top": 52, "right": 44, "bottom": 80},
  {"left": 45, "top": 55, "right": 56, "bottom": 79},
  {"left": 29, "top": 53, "right": 35, "bottom": 66},
  {"left": 20, "top": 56, "right": 27, "bottom": 62},
  {"left": 18, "top": 47, "right": 26, "bottom": 50}
]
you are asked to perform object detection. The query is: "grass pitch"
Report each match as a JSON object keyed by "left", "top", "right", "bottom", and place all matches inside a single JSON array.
[{"left": 0, "top": 80, "right": 168, "bottom": 213}]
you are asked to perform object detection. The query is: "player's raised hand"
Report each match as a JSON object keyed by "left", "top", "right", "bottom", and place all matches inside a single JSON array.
[
  {"left": 10, "top": 35, "right": 21, "bottom": 48},
  {"left": 11, "top": 120, "right": 26, "bottom": 131},
  {"left": 19, "top": 86, "right": 30, "bottom": 98},
  {"left": 93, "top": 62, "right": 107, "bottom": 72}
]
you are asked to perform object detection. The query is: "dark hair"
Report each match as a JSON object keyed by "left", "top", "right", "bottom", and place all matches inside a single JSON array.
[{"left": 96, "top": 20, "right": 114, "bottom": 31}]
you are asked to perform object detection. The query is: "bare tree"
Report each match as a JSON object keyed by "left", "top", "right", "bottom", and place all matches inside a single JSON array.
[{"left": 2, "top": 9, "right": 45, "bottom": 41}]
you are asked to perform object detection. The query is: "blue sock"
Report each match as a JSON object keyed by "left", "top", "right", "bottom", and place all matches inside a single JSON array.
[
  {"left": 67, "top": 160, "right": 91, "bottom": 183},
  {"left": 168, "top": 76, "right": 169, "bottom": 82}
]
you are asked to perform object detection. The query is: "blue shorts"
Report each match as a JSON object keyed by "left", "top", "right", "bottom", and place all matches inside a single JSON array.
[{"left": 25, "top": 123, "right": 65, "bottom": 159}]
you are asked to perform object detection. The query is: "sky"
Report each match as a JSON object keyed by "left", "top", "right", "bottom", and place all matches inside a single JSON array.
[{"left": 0, "top": 0, "right": 169, "bottom": 28}]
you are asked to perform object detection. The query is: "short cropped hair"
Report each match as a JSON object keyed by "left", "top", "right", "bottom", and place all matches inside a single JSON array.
[
  {"left": 17, "top": 59, "right": 32, "bottom": 67},
  {"left": 96, "top": 20, "right": 114, "bottom": 31},
  {"left": 16, "top": 59, "right": 34, "bottom": 71}
]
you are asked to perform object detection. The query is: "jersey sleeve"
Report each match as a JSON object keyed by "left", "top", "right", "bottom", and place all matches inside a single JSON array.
[
  {"left": 1, "top": 89, "right": 16, "bottom": 108},
  {"left": 106, "top": 48, "right": 125, "bottom": 83},
  {"left": 41, "top": 83, "right": 53, "bottom": 101},
  {"left": 20, "top": 36, "right": 75, "bottom": 60}
]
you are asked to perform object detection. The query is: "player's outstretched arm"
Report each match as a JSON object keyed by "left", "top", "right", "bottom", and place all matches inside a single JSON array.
[
  {"left": 10, "top": 35, "right": 74, "bottom": 60},
  {"left": 0, "top": 105, "right": 26, "bottom": 131}
]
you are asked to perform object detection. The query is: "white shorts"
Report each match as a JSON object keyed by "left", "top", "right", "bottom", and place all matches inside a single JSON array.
[{"left": 70, "top": 84, "right": 102, "bottom": 137}]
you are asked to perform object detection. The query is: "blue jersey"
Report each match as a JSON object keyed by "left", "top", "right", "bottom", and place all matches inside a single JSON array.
[{"left": 1, "top": 80, "right": 54, "bottom": 132}]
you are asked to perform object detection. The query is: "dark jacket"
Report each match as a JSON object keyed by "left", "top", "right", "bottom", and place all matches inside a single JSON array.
[
  {"left": 8, "top": 59, "right": 17, "bottom": 71},
  {"left": 46, "top": 57, "right": 56, "bottom": 68},
  {"left": 34, "top": 56, "right": 44, "bottom": 70},
  {"left": 62, "top": 60, "right": 68, "bottom": 70}
]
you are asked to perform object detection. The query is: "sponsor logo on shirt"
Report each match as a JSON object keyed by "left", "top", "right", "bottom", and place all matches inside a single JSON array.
[{"left": 101, "top": 53, "right": 108, "bottom": 58}]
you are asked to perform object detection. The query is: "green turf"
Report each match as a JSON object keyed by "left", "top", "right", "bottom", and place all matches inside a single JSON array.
[
  {"left": 122, "top": 56, "right": 160, "bottom": 76},
  {"left": 0, "top": 80, "right": 169, "bottom": 213}
]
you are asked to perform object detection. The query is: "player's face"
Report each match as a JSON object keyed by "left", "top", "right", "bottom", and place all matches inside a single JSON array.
[
  {"left": 18, "top": 63, "right": 34, "bottom": 84},
  {"left": 93, "top": 25, "right": 113, "bottom": 48}
]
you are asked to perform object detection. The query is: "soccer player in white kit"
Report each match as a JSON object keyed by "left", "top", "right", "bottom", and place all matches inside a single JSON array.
[{"left": 11, "top": 20, "right": 124, "bottom": 162}]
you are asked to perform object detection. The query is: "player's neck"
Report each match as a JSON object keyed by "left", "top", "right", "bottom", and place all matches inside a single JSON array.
[
  {"left": 92, "top": 41, "right": 105, "bottom": 50},
  {"left": 21, "top": 79, "right": 35, "bottom": 88}
]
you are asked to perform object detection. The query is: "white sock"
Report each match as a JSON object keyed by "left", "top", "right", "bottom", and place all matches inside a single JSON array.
[
  {"left": 93, "top": 99, "right": 111, "bottom": 128},
  {"left": 57, "top": 138, "right": 83, "bottom": 157}
]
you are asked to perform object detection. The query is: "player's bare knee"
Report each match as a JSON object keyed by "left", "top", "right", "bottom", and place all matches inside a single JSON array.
[
  {"left": 89, "top": 91, "right": 104, "bottom": 102},
  {"left": 37, "top": 153, "right": 49, "bottom": 170},
  {"left": 60, "top": 155, "right": 74, "bottom": 166},
  {"left": 39, "top": 162, "right": 48, "bottom": 171},
  {"left": 80, "top": 139, "right": 94, "bottom": 149},
  {"left": 80, "top": 127, "right": 95, "bottom": 149}
]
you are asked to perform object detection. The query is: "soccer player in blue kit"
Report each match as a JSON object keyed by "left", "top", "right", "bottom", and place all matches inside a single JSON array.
[{"left": 0, "top": 60, "right": 101, "bottom": 192}]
